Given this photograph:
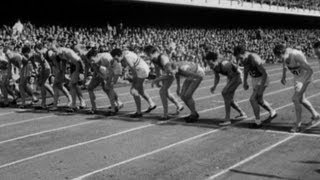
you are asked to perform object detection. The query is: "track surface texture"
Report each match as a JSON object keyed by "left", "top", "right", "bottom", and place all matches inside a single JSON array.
[{"left": 0, "top": 62, "right": 320, "bottom": 180}]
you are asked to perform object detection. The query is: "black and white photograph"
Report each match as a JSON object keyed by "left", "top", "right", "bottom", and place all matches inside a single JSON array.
[{"left": 0, "top": 0, "right": 320, "bottom": 179}]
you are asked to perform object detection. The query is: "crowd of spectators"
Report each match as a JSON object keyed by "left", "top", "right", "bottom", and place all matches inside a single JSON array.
[
  {"left": 1, "top": 21, "right": 320, "bottom": 68},
  {"left": 239, "top": 0, "right": 320, "bottom": 10}
]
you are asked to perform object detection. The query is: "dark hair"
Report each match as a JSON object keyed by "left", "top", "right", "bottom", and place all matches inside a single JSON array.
[
  {"left": 273, "top": 44, "right": 286, "bottom": 56},
  {"left": 233, "top": 45, "right": 246, "bottom": 56},
  {"left": 205, "top": 52, "right": 218, "bottom": 62},
  {"left": 111, "top": 48, "right": 122, "bottom": 57},
  {"left": 144, "top": 45, "right": 158, "bottom": 55},
  {"left": 86, "top": 47, "right": 99, "bottom": 59},
  {"left": 21, "top": 45, "right": 31, "bottom": 54},
  {"left": 313, "top": 41, "right": 320, "bottom": 49},
  {"left": 34, "top": 43, "right": 43, "bottom": 51}
]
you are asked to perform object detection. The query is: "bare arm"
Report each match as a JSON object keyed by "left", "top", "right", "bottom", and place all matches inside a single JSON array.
[
  {"left": 243, "top": 64, "right": 249, "bottom": 89},
  {"left": 281, "top": 58, "right": 287, "bottom": 85},
  {"left": 175, "top": 73, "right": 181, "bottom": 96},
  {"left": 211, "top": 71, "right": 220, "bottom": 94}
]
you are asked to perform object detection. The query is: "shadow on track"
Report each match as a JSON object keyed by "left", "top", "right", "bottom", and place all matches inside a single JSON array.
[{"left": 229, "top": 169, "right": 299, "bottom": 180}]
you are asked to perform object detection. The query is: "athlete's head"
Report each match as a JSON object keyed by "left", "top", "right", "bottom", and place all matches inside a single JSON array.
[
  {"left": 273, "top": 44, "right": 286, "bottom": 59},
  {"left": 233, "top": 45, "right": 247, "bottom": 63},
  {"left": 111, "top": 48, "right": 123, "bottom": 62},
  {"left": 204, "top": 52, "right": 219, "bottom": 69},
  {"left": 144, "top": 45, "right": 159, "bottom": 60},
  {"left": 313, "top": 41, "right": 320, "bottom": 59},
  {"left": 86, "top": 47, "right": 99, "bottom": 60}
]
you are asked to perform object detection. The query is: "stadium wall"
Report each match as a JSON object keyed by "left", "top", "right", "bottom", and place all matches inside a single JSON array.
[
  {"left": 2, "top": 0, "right": 320, "bottom": 28},
  {"left": 134, "top": 0, "right": 320, "bottom": 17}
]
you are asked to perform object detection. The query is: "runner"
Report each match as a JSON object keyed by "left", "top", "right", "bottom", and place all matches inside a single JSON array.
[
  {"left": 234, "top": 45, "right": 277, "bottom": 128},
  {"left": 205, "top": 52, "right": 247, "bottom": 126},
  {"left": 274, "top": 44, "right": 320, "bottom": 132},
  {"left": 6, "top": 46, "right": 38, "bottom": 108},
  {"left": 51, "top": 44, "right": 87, "bottom": 111},
  {"left": 144, "top": 45, "right": 184, "bottom": 120},
  {"left": 111, "top": 48, "right": 156, "bottom": 118},
  {"left": 30, "top": 44, "right": 54, "bottom": 109},
  {"left": 45, "top": 46, "right": 72, "bottom": 110},
  {"left": 0, "top": 48, "right": 17, "bottom": 107},
  {"left": 172, "top": 60, "right": 205, "bottom": 122},
  {"left": 86, "top": 48, "right": 123, "bottom": 115}
]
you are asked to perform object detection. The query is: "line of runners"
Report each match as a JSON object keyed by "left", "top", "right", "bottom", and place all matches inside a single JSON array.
[{"left": 1, "top": 40, "right": 320, "bottom": 132}]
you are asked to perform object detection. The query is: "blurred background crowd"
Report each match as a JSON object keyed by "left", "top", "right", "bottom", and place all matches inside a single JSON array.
[{"left": 2, "top": 20, "right": 320, "bottom": 69}]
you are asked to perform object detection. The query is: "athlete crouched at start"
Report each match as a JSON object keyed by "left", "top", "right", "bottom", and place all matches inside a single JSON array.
[
  {"left": 111, "top": 48, "right": 156, "bottom": 118},
  {"left": 205, "top": 52, "right": 247, "bottom": 126},
  {"left": 234, "top": 45, "right": 277, "bottom": 128},
  {"left": 0, "top": 49, "right": 18, "bottom": 107},
  {"left": 86, "top": 48, "right": 123, "bottom": 115},
  {"left": 144, "top": 45, "right": 184, "bottom": 120},
  {"left": 9, "top": 46, "right": 38, "bottom": 108},
  {"left": 172, "top": 61, "right": 205, "bottom": 122},
  {"left": 51, "top": 44, "right": 87, "bottom": 111},
  {"left": 274, "top": 44, "right": 320, "bottom": 132}
]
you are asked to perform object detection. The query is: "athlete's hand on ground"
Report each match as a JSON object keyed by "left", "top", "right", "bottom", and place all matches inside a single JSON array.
[
  {"left": 243, "top": 83, "right": 249, "bottom": 90},
  {"left": 210, "top": 86, "right": 216, "bottom": 94},
  {"left": 281, "top": 78, "right": 286, "bottom": 85}
]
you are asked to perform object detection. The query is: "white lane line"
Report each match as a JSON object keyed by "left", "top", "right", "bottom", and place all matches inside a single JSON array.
[
  {"left": 0, "top": 79, "right": 314, "bottom": 170},
  {"left": 0, "top": 69, "right": 300, "bottom": 128},
  {"left": 0, "top": 123, "right": 154, "bottom": 170},
  {"left": 264, "top": 129, "right": 320, "bottom": 138},
  {"left": 72, "top": 92, "right": 320, "bottom": 180},
  {"left": 0, "top": 64, "right": 291, "bottom": 118},
  {"left": 0, "top": 116, "right": 53, "bottom": 128},
  {"left": 0, "top": 121, "right": 96, "bottom": 145},
  {"left": 206, "top": 94, "right": 320, "bottom": 180}
]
